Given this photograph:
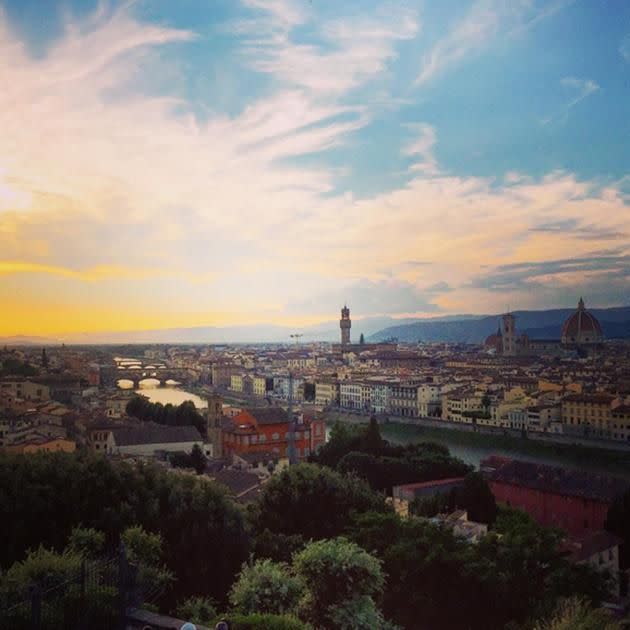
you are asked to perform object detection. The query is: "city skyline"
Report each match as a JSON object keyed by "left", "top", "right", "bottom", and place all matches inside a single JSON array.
[{"left": 1, "top": 0, "right": 629, "bottom": 336}]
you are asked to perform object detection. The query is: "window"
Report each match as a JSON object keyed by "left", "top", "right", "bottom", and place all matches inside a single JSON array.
[{"left": 272, "top": 432, "right": 279, "bottom": 440}]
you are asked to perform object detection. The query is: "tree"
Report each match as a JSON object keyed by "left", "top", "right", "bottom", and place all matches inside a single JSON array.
[
  {"left": 122, "top": 525, "right": 174, "bottom": 600},
  {"left": 533, "top": 597, "right": 622, "bottom": 630},
  {"left": 454, "top": 472, "right": 497, "bottom": 525},
  {"left": 229, "top": 559, "right": 304, "bottom": 616},
  {"left": 176, "top": 596, "right": 218, "bottom": 626},
  {"left": 364, "top": 416, "right": 383, "bottom": 450},
  {"left": 66, "top": 527, "right": 105, "bottom": 559},
  {"left": 292, "top": 537, "right": 386, "bottom": 630},
  {"left": 0, "top": 451, "right": 250, "bottom": 607},
  {"left": 250, "top": 463, "right": 387, "bottom": 542},
  {"left": 189, "top": 443, "right": 207, "bottom": 474},
  {"left": 359, "top": 333, "right": 365, "bottom": 345},
  {"left": 41, "top": 348, "right": 49, "bottom": 368}
]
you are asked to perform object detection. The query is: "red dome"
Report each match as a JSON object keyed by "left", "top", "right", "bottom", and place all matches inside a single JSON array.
[{"left": 561, "top": 298, "right": 603, "bottom": 344}]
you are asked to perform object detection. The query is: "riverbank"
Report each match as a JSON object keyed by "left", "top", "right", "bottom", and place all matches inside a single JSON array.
[
  {"left": 382, "top": 422, "right": 630, "bottom": 479},
  {"left": 324, "top": 412, "right": 630, "bottom": 480}
]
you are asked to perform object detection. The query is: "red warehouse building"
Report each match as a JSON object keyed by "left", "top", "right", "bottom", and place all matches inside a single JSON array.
[{"left": 481, "top": 456, "right": 628, "bottom": 536}]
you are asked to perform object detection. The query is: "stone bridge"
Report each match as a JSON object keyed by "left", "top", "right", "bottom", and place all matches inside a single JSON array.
[{"left": 101, "top": 362, "right": 201, "bottom": 388}]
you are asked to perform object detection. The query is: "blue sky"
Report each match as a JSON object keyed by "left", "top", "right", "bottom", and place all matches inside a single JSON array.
[{"left": 0, "top": 0, "right": 628, "bottom": 335}]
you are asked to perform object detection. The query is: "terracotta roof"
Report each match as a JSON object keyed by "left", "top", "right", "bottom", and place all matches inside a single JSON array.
[
  {"left": 394, "top": 477, "right": 466, "bottom": 491},
  {"left": 561, "top": 298, "right": 603, "bottom": 340},
  {"left": 244, "top": 407, "right": 289, "bottom": 425},
  {"left": 482, "top": 457, "right": 628, "bottom": 503}
]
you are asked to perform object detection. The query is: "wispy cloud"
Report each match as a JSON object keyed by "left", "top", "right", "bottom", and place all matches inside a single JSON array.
[
  {"left": 540, "top": 77, "right": 599, "bottom": 125},
  {"left": 621, "top": 34, "right": 630, "bottom": 62},
  {"left": 416, "top": 0, "right": 574, "bottom": 85},
  {"left": 403, "top": 123, "right": 439, "bottom": 175},
  {"left": 238, "top": 1, "right": 418, "bottom": 95}
]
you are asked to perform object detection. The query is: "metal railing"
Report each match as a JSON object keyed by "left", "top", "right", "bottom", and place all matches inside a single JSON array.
[{"left": 0, "top": 544, "right": 141, "bottom": 630}]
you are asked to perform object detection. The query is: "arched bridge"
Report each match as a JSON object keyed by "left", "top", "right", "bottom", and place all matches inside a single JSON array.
[{"left": 101, "top": 361, "right": 201, "bottom": 388}]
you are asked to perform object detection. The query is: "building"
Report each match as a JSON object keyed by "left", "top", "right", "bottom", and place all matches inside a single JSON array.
[
  {"left": 109, "top": 423, "right": 205, "bottom": 458},
  {"left": 502, "top": 313, "right": 516, "bottom": 356},
  {"left": 5, "top": 435, "right": 76, "bottom": 454},
  {"left": 315, "top": 379, "right": 339, "bottom": 407},
  {"left": 481, "top": 456, "right": 629, "bottom": 536},
  {"left": 339, "top": 381, "right": 363, "bottom": 410},
  {"left": 561, "top": 297, "right": 604, "bottom": 348},
  {"left": 564, "top": 531, "right": 622, "bottom": 597},
  {"left": 221, "top": 406, "right": 313, "bottom": 460},
  {"left": 207, "top": 392, "right": 224, "bottom": 457},
  {"left": 561, "top": 393, "right": 617, "bottom": 438},
  {"left": 610, "top": 405, "right": 630, "bottom": 442},
  {"left": 390, "top": 381, "right": 420, "bottom": 418},
  {"left": 0, "top": 379, "right": 50, "bottom": 402},
  {"left": 392, "top": 477, "right": 466, "bottom": 502},
  {"left": 340, "top": 305, "right": 351, "bottom": 346}
]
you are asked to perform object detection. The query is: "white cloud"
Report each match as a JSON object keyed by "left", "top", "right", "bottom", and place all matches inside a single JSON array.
[
  {"left": 620, "top": 34, "right": 630, "bottom": 63},
  {"left": 540, "top": 77, "right": 599, "bottom": 125},
  {"left": 416, "top": 0, "right": 574, "bottom": 85},
  {"left": 0, "top": 1, "right": 628, "bottom": 330},
  {"left": 238, "top": 1, "right": 418, "bottom": 95},
  {"left": 403, "top": 123, "right": 439, "bottom": 175}
]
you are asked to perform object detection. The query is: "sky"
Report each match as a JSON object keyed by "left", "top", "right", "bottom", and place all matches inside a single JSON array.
[{"left": 0, "top": 0, "right": 629, "bottom": 337}]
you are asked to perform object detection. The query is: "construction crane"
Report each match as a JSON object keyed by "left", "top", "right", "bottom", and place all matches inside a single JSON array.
[{"left": 289, "top": 333, "right": 304, "bottom": 346}]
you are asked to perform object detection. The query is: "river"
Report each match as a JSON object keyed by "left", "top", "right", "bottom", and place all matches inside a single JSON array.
[{"left": 117, "top": 378, "right": 207, "bottom": 409}]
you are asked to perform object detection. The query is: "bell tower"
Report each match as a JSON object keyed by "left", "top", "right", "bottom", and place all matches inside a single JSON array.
[
  {"left": 502, "top": 312, "right": 516, "bottom": 356},
  {"left": 207, "top": 392, "right": 223, "bottom": 458},
  {"left": 340, "top": 305, "right": 351, "bottom": 346}
]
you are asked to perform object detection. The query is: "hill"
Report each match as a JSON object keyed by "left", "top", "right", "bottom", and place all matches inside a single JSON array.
[{"left": 368, "top": 306, "right": 630, "bottom": 344}]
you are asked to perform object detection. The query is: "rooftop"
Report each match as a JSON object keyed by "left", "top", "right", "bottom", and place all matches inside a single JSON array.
[{"left": 482, "top": 457, "right": 629, "bottom": 503}]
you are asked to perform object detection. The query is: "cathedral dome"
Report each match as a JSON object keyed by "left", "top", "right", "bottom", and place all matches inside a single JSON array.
[{"left": 561, "top": 298, "right": 603, "bottom": 345}]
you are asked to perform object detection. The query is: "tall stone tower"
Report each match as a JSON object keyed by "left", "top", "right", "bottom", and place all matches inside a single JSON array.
[
  {"left": 340, "top": 305, "right": 351, "bottom": 346},
  {"left": 502, "top": 313, "right": 516, "bottom": 356},
  {"left": 206, "top": 392, "right": 224, "bottom": 458}
]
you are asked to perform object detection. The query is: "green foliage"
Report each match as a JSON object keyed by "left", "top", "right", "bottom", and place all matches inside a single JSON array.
[
  {"left": 169, "top": 443, "right": 207, "bottom": 474},
  {"left": 359, "top": 333, "right": 365, "bottom": 345},
  {"left": 175, "top": 596, "right": 218, "bottom": 626},
  {"left": 0, "top": 451, "right": 249, "bottom": 606},
  {"left": 66, "top": 527, "right": 105, "bottom": 559},
  {"left": 126, "top": 396, "right": 206, "bottom": 437},
  {"left": 314, "top": 421, "right": 471, "bottom": 494},
  {"left": 1, "top": 546, "right": 80, "bottom": 592},
  {"left": 533, "top": 597, "right": 622, "bottom": 630},
  {"left": 225, "top": 613, "right": 311, "bottom": 630},
  {"left": 346, "top": 508, "right": 611, "bottom": 630},
  {"left": 456, "top": 472, "right": 497, "bottom": 524},
  {"left": 250, "top": 463, "right": 387, "bottom": 541},
  {"left": 293, "top": 537, "right": 386, "bottom": 630},
  {"left": 229, "top": 558, "right": 304, "bottom": 616},
  {"left": 250, "top": 529, "right": 306, "bottom": 563}
]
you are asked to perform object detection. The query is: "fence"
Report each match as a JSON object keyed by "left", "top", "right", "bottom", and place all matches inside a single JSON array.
[{"left": 0, "top": 544, "right": 144, "bottom": 630}]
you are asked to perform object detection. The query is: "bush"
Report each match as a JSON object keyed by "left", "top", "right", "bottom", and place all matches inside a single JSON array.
[{"left": 225, "top": 613, "right": 311, "bottom": 630}]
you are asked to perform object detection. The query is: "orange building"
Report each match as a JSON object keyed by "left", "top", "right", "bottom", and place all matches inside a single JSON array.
[
  {"left": 222, "top": 407, "right": 322, "bottom": 460},
  {"left": 6, "top": 436, "right": 76, "bottom": 454}
]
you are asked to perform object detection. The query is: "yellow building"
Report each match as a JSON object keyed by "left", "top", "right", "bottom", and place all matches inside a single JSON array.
[
  {"left": 252, "top": 375, "right": 268, "bottom": 397},
  {"left": 315, "top": 380, "right": 338, "bottom": 407},
  {"left": 561, "top": 393, "right": 617, "bottom": 438},
  {"left": 230, "top": 373, "right": 244, "bottom": 392}
]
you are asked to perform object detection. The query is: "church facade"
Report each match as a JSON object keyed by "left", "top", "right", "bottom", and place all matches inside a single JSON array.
[{"left": 484, "top": 298, "right": 604, "bottom": 357}]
